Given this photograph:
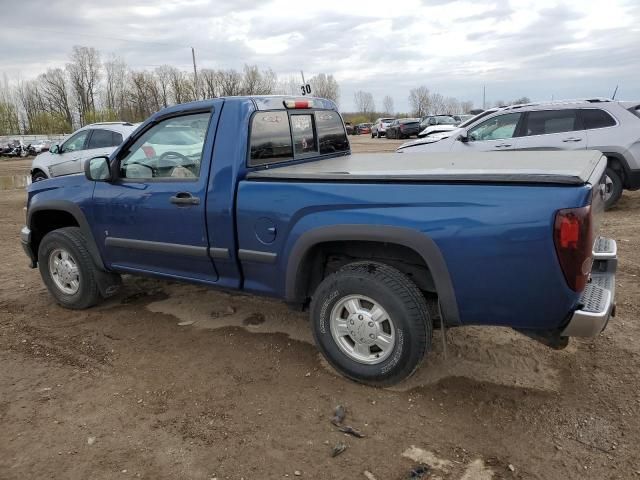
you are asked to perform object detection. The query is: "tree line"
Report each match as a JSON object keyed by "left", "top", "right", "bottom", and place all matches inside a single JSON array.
[{"left": 0, "top": 45, "right": 340, "bottom": 135}]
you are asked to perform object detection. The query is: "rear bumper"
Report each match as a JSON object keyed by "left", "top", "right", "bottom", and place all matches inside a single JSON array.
[
  {"left": 561, "top": 237, "right": 617, "bottom": 337},
  {"left": 20, "top": 226, "right": 37, "bottom": 268}
]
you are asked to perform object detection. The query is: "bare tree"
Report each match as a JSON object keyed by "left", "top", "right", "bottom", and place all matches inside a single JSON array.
[
  {"left": 493, "top": 99, "right": 506, "bottom": 107},
  {"left": 39, "top": 68, "right": 73, "bottom": 128},
  {"left": 217, "top": 69, "right": 243, "bottom": 96},
  {"left": 408, "top": 86, "right": 430, "bottom": 117},
  {"left": 354, "top": 90, "right": 375, "bottom": 119},
  {"left": 154, "top": 65, "right": 173, "bottom": 108},
  {"left": 200, "top": 69, "right": 219, "bottom": 99},
  {"left": 103, "top": 56, "right": 128, "bottom": 116},
  {"left": 443, "top": 96, "right": 460, "bottom": 114},
  {"left": 460, "top": 100, "right": 474, "bottom": 113},
  {"left": 429, "top": 93, "right": 446, "bottom": 115},
  {"left": 308, "top": 73, "right": 339, "bottom": 104},
  {"left": 511, "top": 96, "right": 531, "bottom": 105},
  {"left": 167, "top": 67, "right": 195, "bottom": 104},
  {"left": 0, "top": 77, "right": 20, "bottom": 134},
  {"left": 241, "top": 65, "right": 276, "bottom": 95},
  {"left": 275, "top": 75, "right": 300, "bottom": 96},
  {"left": 66, "top": 46, "right": 101, "bottom": 125},
  {"left": 383, "top": 95, "right": 394, "bottom": 115}
]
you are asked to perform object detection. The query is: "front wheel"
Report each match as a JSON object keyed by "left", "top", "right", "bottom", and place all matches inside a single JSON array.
[
  {"left": 310, "top": 261, "right": 431, "bottom": 386},
  {"left": 38, "top": 227, "right": 102, "bottom": 309},
  {"left": 32, "top": 170, "right": 47, "bottom": 182}
]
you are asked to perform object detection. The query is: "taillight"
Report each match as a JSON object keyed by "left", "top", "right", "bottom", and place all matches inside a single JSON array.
[{"left": 553, "top": 206, "right": 593, "bottom": 291}]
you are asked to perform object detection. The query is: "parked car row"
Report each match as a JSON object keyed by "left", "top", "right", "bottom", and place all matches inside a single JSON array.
[
  {"left": 398, "top": 98, "right": 640, "bottom": 209},
  {"left": 0, "top": 139, "right": 53, "bottom": 158}
]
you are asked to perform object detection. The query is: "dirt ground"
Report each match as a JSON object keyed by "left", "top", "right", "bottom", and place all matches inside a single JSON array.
[{"left": 1, "top": 137, "right": 639, "bottom": 479}]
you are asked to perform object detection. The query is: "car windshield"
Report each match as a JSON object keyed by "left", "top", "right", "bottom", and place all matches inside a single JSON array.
[{"left": 382, "top": 118, "right": 395, "bottom": 123}]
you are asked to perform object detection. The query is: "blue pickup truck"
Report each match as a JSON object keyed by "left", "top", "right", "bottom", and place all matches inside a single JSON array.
[{"left": 21, "top": 96, "right": 617, "bottom": 386}]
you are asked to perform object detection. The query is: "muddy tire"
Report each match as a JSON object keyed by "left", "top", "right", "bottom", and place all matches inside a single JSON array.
[
  {"left": 310, "top": 261, "right": 431, "bottom": 386},
  {"left": 38, "top": 227, "right": 102, "bottom": 309},
  {"left": 604, "top": 167, "right": 623, "bottom": 210}
]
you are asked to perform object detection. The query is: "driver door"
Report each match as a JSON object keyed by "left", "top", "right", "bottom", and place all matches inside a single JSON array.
[
  {"left": 49, "top": 130, "right": 90, "bottom": 177},
  {"left": 91, "top": 110, "right": 219, "bottom": 283},
  {"left": 451, "top": 112, "right": 523, "bottom": 152}
]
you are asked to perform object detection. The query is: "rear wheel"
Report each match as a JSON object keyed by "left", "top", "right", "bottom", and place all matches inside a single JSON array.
[
  {"left": 310, "top": 261, "right": 431, "bottom": 386},
  {"left": 604, "top": 166, "right": 623, "bottom": 210},
  {"left": 38, "top": 227, "right": 102, "bottom": 309}
]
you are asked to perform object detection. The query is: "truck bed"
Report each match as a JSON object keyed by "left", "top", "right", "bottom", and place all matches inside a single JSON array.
[{"left": 247, "top": 150, "right": 605, "bottom": 185}]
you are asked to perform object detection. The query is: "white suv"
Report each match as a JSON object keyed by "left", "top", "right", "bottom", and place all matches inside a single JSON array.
[
  {"left": 397, "top": 99, "right": 640, "bottom": 208},
  {"left": 371, "top": 118, "right": 396, "bottom": 138},
  {"left": 31, "top": 122, "right": 138, "bottom": 182}
]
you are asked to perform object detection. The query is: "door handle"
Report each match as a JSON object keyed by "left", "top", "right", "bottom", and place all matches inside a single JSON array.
[
  {"left": 494, "top": 143, "right": 512, "bottom": 148},
  {"left": 562, "top": 137, "right": 582, "bottom": 142},
  {"left": 170, "top": 192, "right": 200, "bottom": 206}
]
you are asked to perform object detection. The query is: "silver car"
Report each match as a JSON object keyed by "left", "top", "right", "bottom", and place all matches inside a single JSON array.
[
  {"left": 31, "top": 122, "right": 137, "bottom": 182},
  {"left": 371, "top": 117, "right": 396, "bottom": 138},
  {"left": 398, "top": 99, "right": 640, "bottom": 208}
]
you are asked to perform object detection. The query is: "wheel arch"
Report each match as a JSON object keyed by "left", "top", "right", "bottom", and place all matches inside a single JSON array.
[
  {"left": 601, "top": 152, "right": 630, "bottom": 187},
  {"left": 285, "top": 224, "right": 461, "bottom": 326},
  {"left": 28, "top": 200, "right": 106, "bottom": 271}
]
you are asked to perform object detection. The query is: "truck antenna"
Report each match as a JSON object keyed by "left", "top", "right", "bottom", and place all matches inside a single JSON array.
[{"left": 612, "top": 85, "right": 619, "bottom": 100}]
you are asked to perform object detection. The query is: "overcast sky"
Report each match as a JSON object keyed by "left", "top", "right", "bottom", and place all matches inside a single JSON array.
[{"left": 1, "top": 0, "right": 639, "bottom": 111}]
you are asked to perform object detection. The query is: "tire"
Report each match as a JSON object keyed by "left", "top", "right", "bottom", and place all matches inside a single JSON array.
[
  {"left": 371, "top": 132, "right": 375, "bottom": 138},
  {"left": 310, "top": 261, "right": 431, "bottom": 386},
  {"left": 604, "top": 166, "right": 623, "bottom": 210},
  {"left": 32, "top": 170, "right": 47, "bottom": 182},
  {"left": 38, "top": 227, "right": 102, "bottom": 309},
  {"left": 377, "top": 132, "right": 381, "bottom": 138}
]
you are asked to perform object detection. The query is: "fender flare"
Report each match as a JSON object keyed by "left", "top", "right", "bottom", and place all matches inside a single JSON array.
[
  {"left": 284, "top": 224, "right": 461, "bottom": 326},
  {"left": 28, "top": 200, "right": 106, "bottom": 271}
]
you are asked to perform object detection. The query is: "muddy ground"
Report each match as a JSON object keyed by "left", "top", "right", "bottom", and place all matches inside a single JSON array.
[{"left": 1, "top": 136, "right": 639, "bottom": 479}]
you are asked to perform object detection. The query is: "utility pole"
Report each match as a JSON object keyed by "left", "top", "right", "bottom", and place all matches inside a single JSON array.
[
  {"left": 191, "top": 47, "right": 199, "bottom": 100},
  {"left": 482, "top": 85, "right": 486, "bottom": 110}
]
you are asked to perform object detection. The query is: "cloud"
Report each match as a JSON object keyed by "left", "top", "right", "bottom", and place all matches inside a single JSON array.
[{"left": 0, "top": 0, "right": 639, "bottom": 111}]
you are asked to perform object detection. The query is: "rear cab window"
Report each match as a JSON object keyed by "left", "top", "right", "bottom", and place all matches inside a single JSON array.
[{"left": 249, "top": 108, "right": 348, "bottom": 167}]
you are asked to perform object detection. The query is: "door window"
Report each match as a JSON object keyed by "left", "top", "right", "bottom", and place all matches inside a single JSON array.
[
  {"left": 581, "top": 109, "right": 616, "bottom": 129},
  {"left": 523, "top": 110, "right": 579, "bottom": 136},
  {"left": 119, "top": 113, "right": 210, "bottom": 180},
  {"left": 468, "top": 113, "right": 522, "bottom": 141},
  {"left": 61, "top": 130, "right": 89, "bottom": 153},
  {"left": 88, "top": 129, "right": 123, "bottom": 149}
]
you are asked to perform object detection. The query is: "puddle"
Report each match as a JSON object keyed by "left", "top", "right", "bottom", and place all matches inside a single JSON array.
[
  {"left": 0, "top": 175, "right": 29, "bottom": 190},
  {"left": 146, "top": 283, "right": 564, "bottom": 393}
]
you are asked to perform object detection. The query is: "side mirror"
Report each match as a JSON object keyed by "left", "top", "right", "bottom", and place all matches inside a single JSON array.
[
  {"left": 458, "top": 131, "right": 469, "bottom": 143},
  {"left": 85, "top": 156, "right": 112, "bottom": 182},
  {"left": 49, "top": 144, "right": 59, "bottom": 154}
]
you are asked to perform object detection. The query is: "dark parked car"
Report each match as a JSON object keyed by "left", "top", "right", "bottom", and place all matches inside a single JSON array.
[
  {"left": 345, "top": 122, "right": 354, "bottom": 135},
  {"left": 386, "top": 118, "right": 421, "bottom": 139}
]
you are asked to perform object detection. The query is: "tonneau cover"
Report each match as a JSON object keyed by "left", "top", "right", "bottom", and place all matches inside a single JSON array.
[{"left": 247, "top": 150, "right": 605, "bottom": 185}]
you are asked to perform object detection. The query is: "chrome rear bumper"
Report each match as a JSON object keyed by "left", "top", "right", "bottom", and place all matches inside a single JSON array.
[{"left": 561, "top": 236, "right": 617, "bottom": 337}]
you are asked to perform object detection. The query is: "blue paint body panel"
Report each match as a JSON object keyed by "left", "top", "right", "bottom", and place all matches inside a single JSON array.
[{"left": 26, "top": 96, "right": 594, "bottom": 332}]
